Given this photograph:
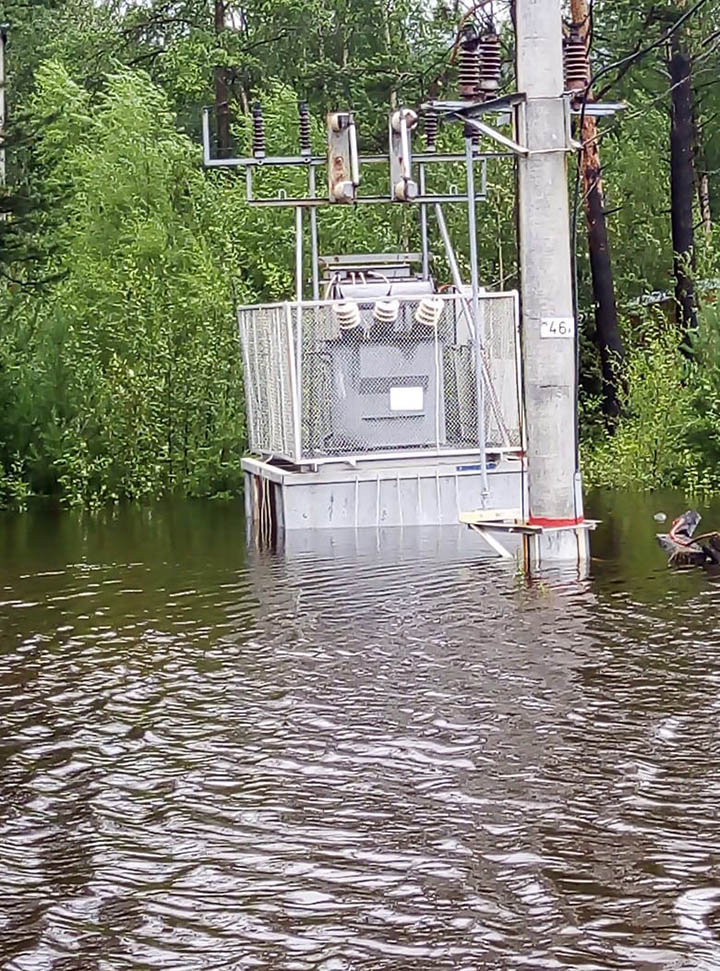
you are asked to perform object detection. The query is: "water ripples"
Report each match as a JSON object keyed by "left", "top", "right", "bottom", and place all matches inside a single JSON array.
[{"left": 1, "top": 501, "right": 720, "bottom": 969}]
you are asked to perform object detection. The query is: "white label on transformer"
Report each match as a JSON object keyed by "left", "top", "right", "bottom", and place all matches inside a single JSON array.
[
  {"left": 540, "top": 316, "right": 575, "bottom": 339},
  {"left": 390, "top": 386, "right": 423, "bottom": 412}
]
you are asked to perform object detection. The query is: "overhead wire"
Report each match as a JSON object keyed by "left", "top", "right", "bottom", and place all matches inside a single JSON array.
[
  {"left": 572, "top": 0, "right": 716, "bottom": 281},
  {"left": 569, "top": 0, "right": 713, "bottom": 468}
]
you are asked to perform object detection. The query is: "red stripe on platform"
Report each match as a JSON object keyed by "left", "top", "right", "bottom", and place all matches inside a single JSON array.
[{"left": 528, "top": 516, "right": 585, "bottom": 528}]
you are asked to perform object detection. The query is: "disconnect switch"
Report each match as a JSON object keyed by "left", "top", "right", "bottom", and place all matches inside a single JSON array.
[
  {"left": 389, "top": 108, "right": 419, "bottom": 202},
  {"left": 327, "top": 111, "right": 360, "bottom": 203}
]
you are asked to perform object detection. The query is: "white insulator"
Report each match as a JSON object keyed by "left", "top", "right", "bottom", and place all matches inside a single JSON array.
[
  {"left": 414, "top": 297, "right": 444, "bottom": 327},
  {"left": 333, "top": 300, "right": 361, "bottom": 329},
  {"left": 391, "top": 108, "right": 419, "bottom": 133},
  {"left": 373, "top": 298, "right": 400, "bottom": 324}
]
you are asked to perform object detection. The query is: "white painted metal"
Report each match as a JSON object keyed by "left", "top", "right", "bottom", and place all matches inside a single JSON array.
[
  {"left": 469, "top": 525, "right": 515, "bottom": 559},
  {"left": 242, "top": 454, "right": 523, "bottom": 530},
  {"left": 238, "top": 292, "right": 522, "bottom": 466}
]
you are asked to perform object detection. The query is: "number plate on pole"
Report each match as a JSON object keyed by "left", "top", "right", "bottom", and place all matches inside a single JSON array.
[{"left": 540, "top": 317, "right": 575, "bottom": 339}]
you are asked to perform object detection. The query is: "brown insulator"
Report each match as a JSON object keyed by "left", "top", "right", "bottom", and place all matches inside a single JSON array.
[
  {"left": 298, "top": 101, "right": 311, "bottom": 156},
  {"left": 563, "top": 25, "right": 590, "bottom": 94},
  {"left": 424, "top": 112, "right": 438, "bottom": 152},
  {"left": 478, "top": 29, "right": 502, "bottom": 100},
  {"left": 252, "top": 102, "right": 266, "bottom": 158},
  {"left": 458, "top": 30, "right": 480, "bottom": 101},
  {"left": 459, "top": 28, "right": 480, "bottom": 143}
]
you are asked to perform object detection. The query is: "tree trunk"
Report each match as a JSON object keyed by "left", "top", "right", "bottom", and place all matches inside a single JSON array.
[
  {"left": 698, "top": 170, "right": 712, "bottom": 235},
  {"left": 692, "top": 110, "right": 712, "bottom": 235},
  {"left": 582, "top": 113, "right": 623, "bottom": 421},
  {"left": 382, "top": 1, "right": 398, "bottom": 111},
  {"left": 668, "top": 33, "right": 697, "bottom": 341},
  {"left": 214, "top": 0, "right": 230, "bottom": 156},
  {"left": 570, "top": 0, "right": 623, "bottom": 423}
]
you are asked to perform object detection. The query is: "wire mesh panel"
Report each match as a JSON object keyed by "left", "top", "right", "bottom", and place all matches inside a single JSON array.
[
  {"left": 301, "top": 299, "right": 448, "bottom": 455},
  {"left": 239, "top": 292, "right": 521, "bottom": 463},
  {"left": 478, "top": 294, "right": 522, "bottom": 449},
  {"left": 238, "top": 304, "right": 297, "bottom": 458}
]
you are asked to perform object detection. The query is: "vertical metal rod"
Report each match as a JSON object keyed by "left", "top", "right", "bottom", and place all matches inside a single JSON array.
[
  {"left": 309, "top": 165, "right": 320, "bottom": 300},
  {"left": 295, "top": 205, "right": 303, "bottom": 303},
  {"left": 465, "top": 139, "right": 489, "bottom": 499},
  {"left": 201, "top": 107, "right": 211, "bottom": 166},
  {"left": 399, "top": 115, "right": 411, "bottom": 181},
  {"left": 286, "top": 302, "right": 302, "bottom": 464},
  {"left": 294, "top": 206, "right": 304, "bottom": 462},
  {"left": 348, "top": 118, "right": 360, "bottom": 186},
  {"left": 419, "top": 164, "right": 429, "bottom": 280},
  {"left": 246, "top": 166, "right": 253, "bottom": 202},
  {"left": 433, "top": 322, "right": 441, "bottom": 449}
]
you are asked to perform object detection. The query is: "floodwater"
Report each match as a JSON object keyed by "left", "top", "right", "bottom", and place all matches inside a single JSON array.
[{"left": 1, "top": 491, "right": 720, "bottom": 971}]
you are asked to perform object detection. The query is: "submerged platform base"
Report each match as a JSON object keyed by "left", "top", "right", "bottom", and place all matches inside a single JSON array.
[
  {"left": 460, "top": 509, "right": 598, "bottom": 569},
  {"left": 243, "top": 453, "right": 523, "bottom": 531}
]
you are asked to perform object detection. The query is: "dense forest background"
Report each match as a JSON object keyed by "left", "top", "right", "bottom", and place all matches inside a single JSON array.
[{"left": 0, "top": 0, "right": 718, "bottom": 509}]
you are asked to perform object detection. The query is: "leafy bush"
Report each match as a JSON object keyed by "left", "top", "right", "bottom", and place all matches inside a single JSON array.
[
  {"left": 0, "top": 65, "right": 249, "bottom": 508},
  {"left": 582, "top": 311, "right": 720, "bottom": 494}
]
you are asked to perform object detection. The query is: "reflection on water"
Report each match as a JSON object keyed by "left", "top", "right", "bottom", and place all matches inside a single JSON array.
[{"left": 1, "top": 492, "right": 720, "bottom": 970}]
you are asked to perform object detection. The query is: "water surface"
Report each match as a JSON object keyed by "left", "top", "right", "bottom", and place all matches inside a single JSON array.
[{"left": 1, "top": 491, "right": 720, "bottom": 970}]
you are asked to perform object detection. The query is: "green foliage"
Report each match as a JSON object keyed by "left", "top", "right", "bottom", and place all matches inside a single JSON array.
[
  {"left": 0, "top": 455, "right": 30, "bottom": 511},
  {"left": 582, "top": 306, "right": 720, "bottom": 495},
  {"left": 0, "top": 64, "right": 247, "bottom": 507},
  {"left": 0, "top": 0, "right": 718, "bottom": 508}
]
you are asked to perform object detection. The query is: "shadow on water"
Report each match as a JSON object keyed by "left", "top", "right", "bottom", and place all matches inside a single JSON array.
[{"left": 1, "top": 492, "right": 720, "bottom": 970}]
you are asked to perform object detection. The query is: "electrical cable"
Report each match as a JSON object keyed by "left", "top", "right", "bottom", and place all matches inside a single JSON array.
[{"left": 592, "top": 0, "right": 712, "bottom": 101}]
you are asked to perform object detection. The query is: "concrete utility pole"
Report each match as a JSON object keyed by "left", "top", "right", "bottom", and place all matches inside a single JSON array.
[{"left": 515, "top": 0, "right": 590, "bottom": 567}]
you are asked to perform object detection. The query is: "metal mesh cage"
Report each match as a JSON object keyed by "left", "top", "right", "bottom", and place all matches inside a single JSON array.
[
  {"left": 238, "top": 304, "right": 298, "bottom": 459},
  {"left": 238, "top": 292, "right": 521, "bottom": 462}
]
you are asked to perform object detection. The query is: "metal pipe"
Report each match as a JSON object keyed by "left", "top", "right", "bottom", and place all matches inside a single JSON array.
[
  {"left": 348, "top": 118, "right": 360, "bottom": 186},
  {"left": 285, "top": 302, "right": 302, "bottom": 464},
  {"left": 204, "top": 151, "right": 513, "bottom": 168},
  {"left": 460, "top": 116, "right": 529, "bottom": 156},
  {"left": 434, "top": 203, "right": 475, "bottom": 339},
  {"left": 433, "top": 322, "right": 441, "bottom": 449},
  {"left": 236, "top": 292, "right": 513, "bottom": 313},
  {"left": 295, "top": 205, "right": 303, "bottom": 304},
  {"left": 286, "top": 446, "right": 518, "bottom": 469},
  {"left": 247, "top": 193, "right": 481, "bottom": 208},
  {"left": 419, "top": 164, "right": 429, "bottom": 280},
  {"left": 435, "top": 202, "right": 475, "bottom": 326},
  {"left": 309, "top": 167, "right": 320, "bottom": 300},
  {"left": 201, "top": 108, "right": 212, "bottom": 166},
  {"left": 399, "top": 114, "right": 411, "bottom": 181},
  {"left": 295, "top": 207, "right": 304, "bottom": 461},
  {"left": 465, "top": 136, "right": 489, "bottom": 500}
]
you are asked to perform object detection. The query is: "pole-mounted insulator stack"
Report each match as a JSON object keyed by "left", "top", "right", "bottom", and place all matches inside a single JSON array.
[
  {"left": 459, "top": 27, "right": 480, "bottom": 144},
  {"left": 478, "top": 29, "right": 502, "bottom": 101},
  {"left": 563, "top": 24, "right": 590, "bottom": 97},
  {"left": 298, "top": 101, "right": 311, "bottom": 156},
  {"left": 424, "top": 112, "right": 438, "bottom": 152},
  {"left": 252, "top": 103, "right": 266, "bottom": 158},
  {"left": 459, "top": 29, "right": 480, "bottom": 100}
]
